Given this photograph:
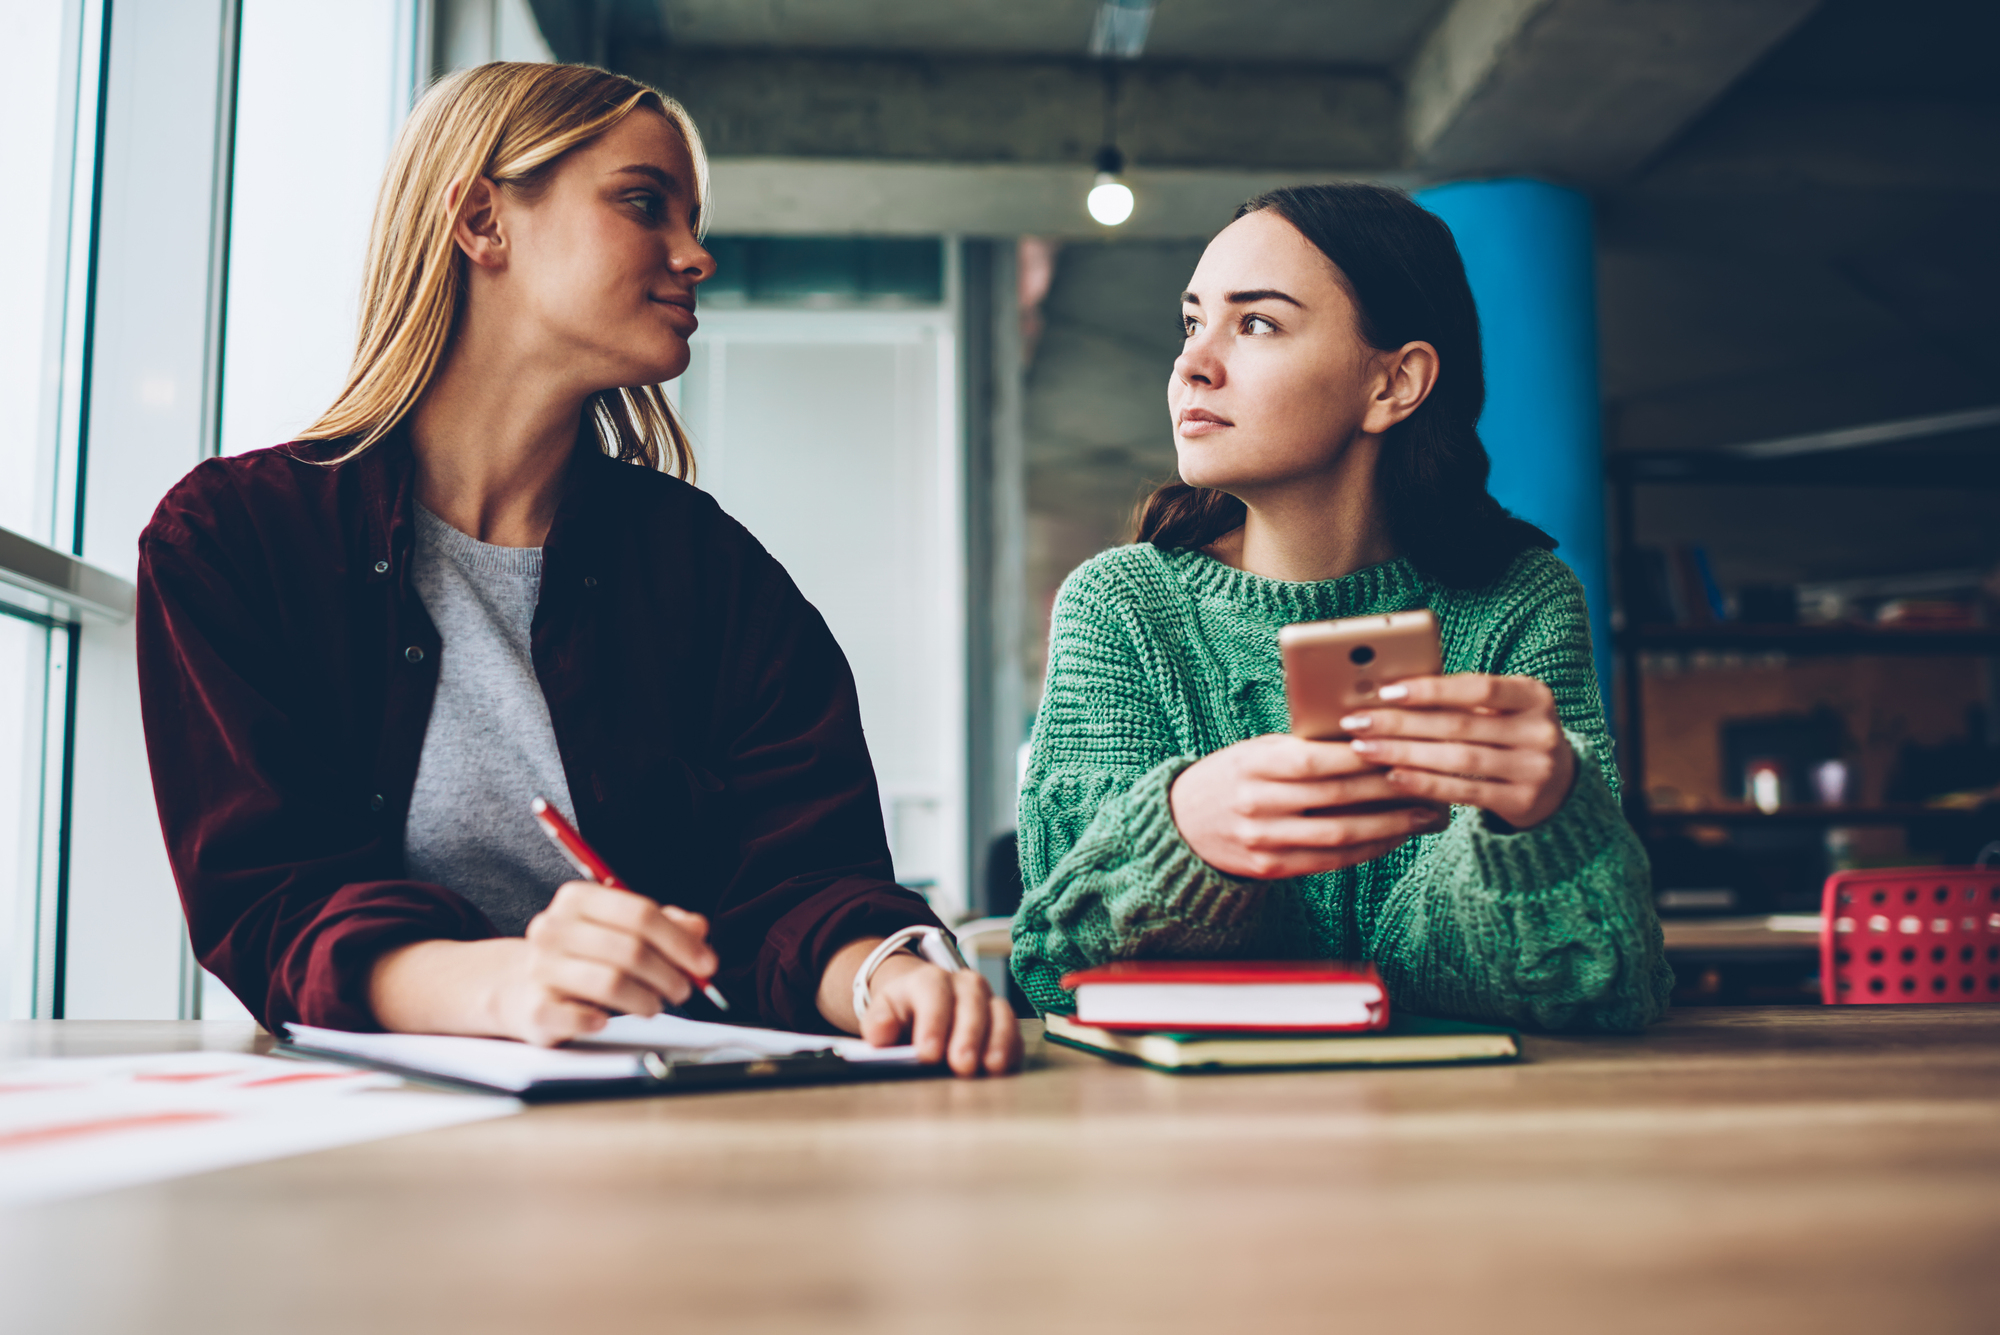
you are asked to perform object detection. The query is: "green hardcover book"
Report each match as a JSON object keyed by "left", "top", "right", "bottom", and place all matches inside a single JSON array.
[{"left": 1043, "top": 1011, "right": 1521, "bottom": 1072}]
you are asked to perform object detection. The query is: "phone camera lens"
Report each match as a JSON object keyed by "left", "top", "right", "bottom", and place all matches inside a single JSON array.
[{"left": 1349, "top": 645, "right": 1375, "bottom": 665}]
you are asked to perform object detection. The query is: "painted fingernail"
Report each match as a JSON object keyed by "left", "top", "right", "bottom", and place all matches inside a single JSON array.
[
  {"left": 1340, "top": 714, "right": 1371, "bottom": 731},
  {"left": 1378, "top": 683, "right": 1409, "bottom": 700},
  {"left": 1350, "top": 738, "right": 1378, "bottom": 754}
]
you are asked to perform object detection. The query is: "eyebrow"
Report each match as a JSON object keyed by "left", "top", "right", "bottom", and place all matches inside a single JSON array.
[
  {"left": 1180, "top": 288, "right": 1306, "bottom": 308},
  {"left": 608, "top": 164, "right": 683, "bottom": 193}
]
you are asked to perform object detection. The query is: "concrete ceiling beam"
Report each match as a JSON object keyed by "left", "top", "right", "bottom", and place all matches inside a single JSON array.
[
  {"left": 704, "top": 158, "right": 1410, "bottom": 240},
  {"left": 623, "top": 48, "right": 1401, "bottom": 171},
  {"left": 1405, "top": 0, "right": 1822, "bottom": 185}
]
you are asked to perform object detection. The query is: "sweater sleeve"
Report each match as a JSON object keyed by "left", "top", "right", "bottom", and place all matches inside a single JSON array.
[
  {"left": 1011, "top": 565, "right": 1267, "bottom": 1013},
  {"left": 1363, "top": 562, "right": 1674, "bottom": 1032}
]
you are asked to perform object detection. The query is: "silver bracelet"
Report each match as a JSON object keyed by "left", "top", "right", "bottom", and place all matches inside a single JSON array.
[{"left": 851, "top": 926, "right": 968, "bottom": 1023}]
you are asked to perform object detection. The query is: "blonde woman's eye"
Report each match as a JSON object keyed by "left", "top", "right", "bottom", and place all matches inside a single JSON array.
[{"left": 1244, "top": 314, "right": 1278, "bottom": 335}]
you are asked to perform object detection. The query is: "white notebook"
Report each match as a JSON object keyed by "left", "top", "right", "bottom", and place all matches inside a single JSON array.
[{"left": 283, "top": 1014, "right": 922, "bottom": 1100}]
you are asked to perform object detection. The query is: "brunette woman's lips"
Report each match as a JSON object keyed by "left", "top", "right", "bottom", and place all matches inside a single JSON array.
[{"left": 1178, "top": 407, "right": 1232, "bottom": 437}]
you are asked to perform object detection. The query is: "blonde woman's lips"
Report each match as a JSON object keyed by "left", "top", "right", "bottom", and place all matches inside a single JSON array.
[{"left": 654, "top": 295, "right": 697, "bottom": 329}]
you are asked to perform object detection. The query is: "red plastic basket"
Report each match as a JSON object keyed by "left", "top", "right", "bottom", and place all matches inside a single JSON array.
[{"left": 1821, "top": 866, "right": 2000, "bottom": 1004}]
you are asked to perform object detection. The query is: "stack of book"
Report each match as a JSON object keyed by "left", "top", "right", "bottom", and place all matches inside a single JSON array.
[{"left": 1046, "top": 961, "right": 1520, "bottom": 1072}]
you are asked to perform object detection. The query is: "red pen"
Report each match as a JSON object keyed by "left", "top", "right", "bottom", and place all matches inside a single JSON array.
[{"left": 530, "top": 796, "right": 730, "bottom": 1011}]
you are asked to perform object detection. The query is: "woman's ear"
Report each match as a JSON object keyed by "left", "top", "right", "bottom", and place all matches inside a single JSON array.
[
  {"left": 1362, "top": 341, "right": 1440, "bottom": 435},
  {"left": 449, "top": 176, "right": 508, "bottom": 272}
]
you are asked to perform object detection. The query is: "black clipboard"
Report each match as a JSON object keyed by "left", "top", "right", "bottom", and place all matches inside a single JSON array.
[{"left": 277, "top": 1038, "right": 939, "bottom": 1104}]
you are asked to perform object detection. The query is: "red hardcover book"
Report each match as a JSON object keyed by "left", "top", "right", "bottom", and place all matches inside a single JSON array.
[{"left": 1058, "top": 960, "right": 1389, "bottom": 1033}]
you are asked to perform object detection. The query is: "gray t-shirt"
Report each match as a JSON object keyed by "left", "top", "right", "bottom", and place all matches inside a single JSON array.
[{"left": 402, "top": 503, "right": 579, "bottom": 935}]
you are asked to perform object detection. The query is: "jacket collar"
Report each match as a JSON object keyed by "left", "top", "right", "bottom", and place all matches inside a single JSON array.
[{"left": 338, "top": 423, "right": 620, "bottom": 578}]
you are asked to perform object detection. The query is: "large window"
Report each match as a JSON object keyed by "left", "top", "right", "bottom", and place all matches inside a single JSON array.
[
  {"left": 0, "top": 0, "right": 103, "bottom": 1018},
  {"left": 0, "top": 0, "right": 75, "bottom": 543}
]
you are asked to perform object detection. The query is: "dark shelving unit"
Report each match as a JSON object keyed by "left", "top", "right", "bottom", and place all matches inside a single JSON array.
[
  {"left": 1609, "top": 431, "right": 2000, "bottom": 982},
  {"left": 1610, "top": 435, "right": 2000, "bottom": 836}
]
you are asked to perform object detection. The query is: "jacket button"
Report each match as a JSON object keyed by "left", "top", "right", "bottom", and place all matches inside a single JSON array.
[
  {"left": 374, "top": 559, "right": 389, "bottom": 574},
  {"left": 369, "top": 793, "right": 384, "bottom": 812},
  {"left": 405, "top": 645, "right": 424, "bottom": 663}
]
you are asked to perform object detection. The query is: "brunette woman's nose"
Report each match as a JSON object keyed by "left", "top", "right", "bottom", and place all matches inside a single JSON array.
[{"left": 1174, "top": 344, "right": 1220, "bottom": 388}]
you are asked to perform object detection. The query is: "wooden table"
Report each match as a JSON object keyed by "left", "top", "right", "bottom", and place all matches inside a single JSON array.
[{"left": 6, "top": 1008, "right": 1999, "bottom": 1334}]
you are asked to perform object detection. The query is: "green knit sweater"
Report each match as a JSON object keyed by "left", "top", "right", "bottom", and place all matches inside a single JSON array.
[{"left": 1012, "top": 543, "right": 1673, "bottom": 1033}]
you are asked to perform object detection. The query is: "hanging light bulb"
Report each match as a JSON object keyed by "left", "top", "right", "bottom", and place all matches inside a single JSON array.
[{"left": 1087, "top": 144, "right": 1134, "bottom": 227}]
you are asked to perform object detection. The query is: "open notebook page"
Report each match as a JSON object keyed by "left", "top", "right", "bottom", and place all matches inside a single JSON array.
[{"left": 285, "top": 1015, "right": 918, "bottom": 1094}]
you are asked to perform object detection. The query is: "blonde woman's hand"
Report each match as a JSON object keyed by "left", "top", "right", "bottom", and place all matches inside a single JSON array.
[
  {"left": 818, "top": 939, "right": 1022, "bottom": 1077},
  {"left": 1168, "top": 732, "right": 1450, "bottom": 879},
  {"left": 502, "top": 881, "right": 719, "bottom": 1044},
  {"left": 368, "top": 881, "right": 719, "bottom": 1048},
  {"left": 1340, "top": 673, "right": 1576, "bottom": 830}
]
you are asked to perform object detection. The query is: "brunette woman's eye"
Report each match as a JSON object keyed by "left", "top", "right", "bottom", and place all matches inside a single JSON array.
[
  {"left": 1243, "top": 313, "right": 1278, "bottom": 335},
  {"left": 1181, "top": 313, "right": 1202, "bottom": 337}
]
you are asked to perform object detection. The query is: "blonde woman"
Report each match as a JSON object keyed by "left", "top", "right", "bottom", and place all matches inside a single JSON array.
[{"left": 137, "top": 63, "right": 1019, "bottom": 1076}]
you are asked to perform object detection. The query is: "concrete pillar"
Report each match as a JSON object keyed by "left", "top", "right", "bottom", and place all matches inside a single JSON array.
[{"left": 1413, "top": 178, "right": 1613, "bottom": 719}]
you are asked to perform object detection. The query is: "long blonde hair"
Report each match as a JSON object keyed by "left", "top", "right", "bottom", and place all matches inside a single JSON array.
[{"left": 298, "top": 62, "right": 707, "bottom": 476}]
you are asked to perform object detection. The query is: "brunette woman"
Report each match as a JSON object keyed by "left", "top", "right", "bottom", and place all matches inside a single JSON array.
[
  {"left": 1012, "top": 185, "right": 1671, "bottom": 1031},
  {"left": 138, "top": 63, "right": 1018, "bottom": 1075}
]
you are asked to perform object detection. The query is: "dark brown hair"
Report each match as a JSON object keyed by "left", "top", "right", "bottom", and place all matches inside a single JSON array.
[{"left": 1134, "top": 183, "right": 1553, "bottom": 588}]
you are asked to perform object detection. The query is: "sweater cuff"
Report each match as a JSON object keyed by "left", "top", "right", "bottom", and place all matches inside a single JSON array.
[
  {"left": 1462, "top": 729, "right": 1627, "bottom": 898},
  {"left": 1107, "top": 756, "right": 1272, "bottom": 931}
]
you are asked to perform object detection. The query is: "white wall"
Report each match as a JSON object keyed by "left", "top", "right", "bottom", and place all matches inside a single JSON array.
[{"left": 678, "top": 307, "right": 969, "bottom": 915}]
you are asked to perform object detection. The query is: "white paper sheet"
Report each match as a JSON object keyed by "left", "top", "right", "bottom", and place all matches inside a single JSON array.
[
  {"left": 0, "top": 1051, "right": 517, "bottom": 1209},
  {"left": 282, "top": 1014, "right": 920, "bottom": 1094},
  {"left": 585, "top": 1012, "right": 920, "bottom": 1064}
]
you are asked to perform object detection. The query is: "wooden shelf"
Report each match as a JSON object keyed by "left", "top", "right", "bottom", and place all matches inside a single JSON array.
[
  {"left": 1643, "top": 804, "right": 1992, "bottom": 827},
  {"left": 1617, "top": 624, "right": 2000, "bottom": 655},
  {"left": 1609, "top": 439, "right": 2000, "bottom": 487},
  {"left": 1660, "top": 915, "right": 1823, "bottom": 955}
]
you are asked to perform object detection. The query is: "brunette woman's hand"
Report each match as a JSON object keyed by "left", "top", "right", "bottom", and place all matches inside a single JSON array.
[
  {"left": 1169, "top": 732, "right": 1450, "bottom": 879},
  {"left": 817, "top": 939, "right": 1022, "bottom": 1078},
  {"left": 1341, "top": 673, "right": 1576, "bottom": 830}
]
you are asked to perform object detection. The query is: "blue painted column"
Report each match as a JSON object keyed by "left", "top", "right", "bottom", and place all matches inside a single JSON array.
[{"left": 1413, "top": 178, "right": 1614, "bottom": 722}]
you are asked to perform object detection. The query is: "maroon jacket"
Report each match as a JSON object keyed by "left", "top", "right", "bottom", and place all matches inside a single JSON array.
[{"left": 136, "top": 435, "right": 940, "bottom": 1033}]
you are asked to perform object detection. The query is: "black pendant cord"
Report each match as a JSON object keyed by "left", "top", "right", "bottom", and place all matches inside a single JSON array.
[{"left": 1097, "top": 61, "right": 1125, "bottom": 174}]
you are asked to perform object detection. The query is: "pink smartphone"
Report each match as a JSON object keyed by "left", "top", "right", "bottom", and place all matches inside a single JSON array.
[{"left": 1280, "top": 609, "right": 1443, "bottom": 741}]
